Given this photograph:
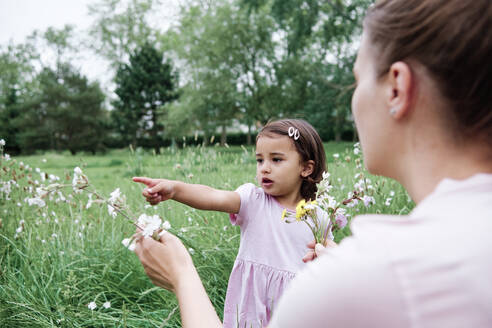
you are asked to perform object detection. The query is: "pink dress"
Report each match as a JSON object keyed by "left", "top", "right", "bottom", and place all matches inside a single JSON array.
[{"left": 223, "top": 183, "right": 313, "bottom": 328}]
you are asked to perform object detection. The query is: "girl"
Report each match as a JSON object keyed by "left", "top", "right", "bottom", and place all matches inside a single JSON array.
[{"left": 133, "top": 118, "right": 326, "bottom": 327}]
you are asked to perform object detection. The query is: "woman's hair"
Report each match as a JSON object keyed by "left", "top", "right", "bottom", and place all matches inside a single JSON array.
[
  {"left": 257, "top": 119, "right": 327, "bottom": 200},
  {"left": 364, "top": 0, "right": 492, "bottom": 145}
]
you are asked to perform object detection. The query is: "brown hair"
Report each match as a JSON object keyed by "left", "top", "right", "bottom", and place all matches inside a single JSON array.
[
  {"left": 257, "top": 119, "right": 327, "bottom": 200},
  {"left": 364, "top": 0, "right": 492, "bottom": 144}
]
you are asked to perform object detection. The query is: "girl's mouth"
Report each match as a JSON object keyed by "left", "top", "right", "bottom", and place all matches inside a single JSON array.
[{"left": 262, "top": 178, "right": 273, "bottom": 187}]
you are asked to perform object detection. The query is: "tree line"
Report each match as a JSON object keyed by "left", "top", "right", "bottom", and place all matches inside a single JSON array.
[{"left": 0, "top": 0, "right": 371, "bottom": 154}]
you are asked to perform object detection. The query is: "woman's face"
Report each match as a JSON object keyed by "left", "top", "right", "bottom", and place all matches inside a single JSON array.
[{"left": 351, "top": 33, "right": 393, "bottom": 175}]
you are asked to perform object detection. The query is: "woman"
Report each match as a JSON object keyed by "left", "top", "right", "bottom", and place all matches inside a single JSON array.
[{"left": 134, "top": 0, "right": 492, "bottom": 327}]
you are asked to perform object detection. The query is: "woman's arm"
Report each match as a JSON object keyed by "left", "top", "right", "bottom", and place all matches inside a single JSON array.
[
  {"left": 134, "top": 231, "right": 222, "bottom": 328},
  {"left": 133, "top": 176, "right": 240, "bottom": 213}
]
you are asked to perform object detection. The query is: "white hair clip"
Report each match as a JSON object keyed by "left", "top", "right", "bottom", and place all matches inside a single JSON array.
[{"left": 288, "top": 126, "right": 300, "bottom": 140}]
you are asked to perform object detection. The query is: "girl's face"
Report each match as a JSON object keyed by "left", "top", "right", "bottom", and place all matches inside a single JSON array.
[
  {"left": 351, "top": 33, "right": 393, "bottom": 175},
  {"left": 255, "top": 135, "right": 306, "bottom": 203}
]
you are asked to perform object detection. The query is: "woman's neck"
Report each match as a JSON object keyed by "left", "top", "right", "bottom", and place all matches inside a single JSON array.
[{"left": 395, "top": 141, "right": 492, "bottom": 204}]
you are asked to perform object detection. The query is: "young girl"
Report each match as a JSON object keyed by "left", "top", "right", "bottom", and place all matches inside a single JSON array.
[{"left": 133, "top": 119, "right": 326, "bottom": 327}]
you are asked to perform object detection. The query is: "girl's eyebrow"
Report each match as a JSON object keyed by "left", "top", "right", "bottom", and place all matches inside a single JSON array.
[{"left": 255, "top": 152, "right": 285, "bottom": 156}]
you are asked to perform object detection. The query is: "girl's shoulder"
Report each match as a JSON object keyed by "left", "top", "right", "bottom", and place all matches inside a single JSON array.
[{"left": 235, "top": 182, "right": 263, "bottom": 196}]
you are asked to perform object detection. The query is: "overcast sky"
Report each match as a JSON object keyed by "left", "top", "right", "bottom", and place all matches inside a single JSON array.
[
  {"left": 0, "top": 0, "right": 181, "bottom": 90},
  {"left": 0, "top": 0, "right": 93, "bottom": 44}
]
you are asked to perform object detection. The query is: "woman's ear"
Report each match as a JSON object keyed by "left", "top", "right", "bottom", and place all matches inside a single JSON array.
[
  {"left": 387, "top": 61, "right": 414, "bottom": 119},
  {"left": 301, "top": 160, "right": 315, "bottom": 178}
]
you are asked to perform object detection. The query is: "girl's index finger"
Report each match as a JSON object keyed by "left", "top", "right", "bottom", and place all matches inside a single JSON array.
[{"left": 132, "top": 177, "right": 153, "bottom": 186}]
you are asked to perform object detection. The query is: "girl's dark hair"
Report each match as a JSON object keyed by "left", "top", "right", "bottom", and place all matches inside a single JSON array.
[
  {"left": 364, "top": 0, "right": 492, "bottom": 145},
  {"left": 257, "top": 119, "right": 327, "bottom": 200}
]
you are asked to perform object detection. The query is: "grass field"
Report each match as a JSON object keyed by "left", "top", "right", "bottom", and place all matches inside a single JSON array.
[{"left": 0, "top": 142, "right": 414, "bottom": 327}]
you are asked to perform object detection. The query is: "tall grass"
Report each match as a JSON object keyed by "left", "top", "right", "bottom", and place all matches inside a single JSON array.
[{"left": 0, "top": 143, "right": 413, "bottom": 327}]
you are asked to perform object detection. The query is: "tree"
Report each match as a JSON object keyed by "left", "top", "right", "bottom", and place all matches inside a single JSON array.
[
  {"left": 88, "top": 0, "right": 164, "bottom": 68},
  {"left": 112, "top": 43, "right": 178, "bottom": 149},
  {"left": 239, "top": 0, "right": 371, "bottom": 140},
  {"left": 16, "top": 64, "right": 107, "bottom": 155},
  {"left": 0, "top": 42, "right": 39, "bottom": 154},
  {"left": 168, "top": 1, "right": 280, "bottom": 144}
]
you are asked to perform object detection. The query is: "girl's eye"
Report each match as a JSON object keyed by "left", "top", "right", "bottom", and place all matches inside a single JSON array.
[
  {"left": 256, "top": 158, "right": 263, "bottom": 164},
  {"left": 273, "top": 158, "right": 282, "bottom": 162}
]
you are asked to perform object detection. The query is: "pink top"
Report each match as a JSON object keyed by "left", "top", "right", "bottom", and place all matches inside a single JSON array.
[
  {"left": 223, "top": 183, "right": 313, "bottom": 328},
  {"left": 269, "top": 173, "right": 492, "bottom": 328}
]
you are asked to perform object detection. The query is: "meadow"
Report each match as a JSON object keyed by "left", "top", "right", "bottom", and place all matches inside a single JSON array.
[{"left": 0, "top": 142, "right": 414, "bottom": 327}]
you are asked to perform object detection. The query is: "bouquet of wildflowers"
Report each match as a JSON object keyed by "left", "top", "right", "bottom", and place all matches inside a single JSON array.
[{"left": 282, "top": 172, "right": 363, "bottom": 245}]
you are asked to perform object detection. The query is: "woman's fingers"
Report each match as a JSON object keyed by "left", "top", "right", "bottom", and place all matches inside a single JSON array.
[
  {"left": 133, "top": 231, "right": 192, "bottom": 292},
  {"left": 302, "top": 250, "right": 317, "bottom": 263},
  {"left": 325, "top": 239, "right": 338, "bottom": 248},
  {"left": 303, "top": 239, "right": 339, "bottom": 262},
  {"left": 314, "top": 243, "right": 326, "bottom": 256}
]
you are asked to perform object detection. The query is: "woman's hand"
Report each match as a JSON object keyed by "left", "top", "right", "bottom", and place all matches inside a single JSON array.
[
  {"left": 134, "top": 230, "right": 194, "bottom": 292},
  {"left": 133, "top": 177, "right": 176, "bottom": 205},
  {"left": 302, "top": 239, "right": 338, "bottom": 263},
  {"left": 134, "top": 231, "right": 223, "bottom": 327}
]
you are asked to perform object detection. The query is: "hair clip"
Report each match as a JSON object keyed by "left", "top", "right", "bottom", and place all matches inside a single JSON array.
[{"left": 288, "top": 126, "right": 300, "bottom": 140}]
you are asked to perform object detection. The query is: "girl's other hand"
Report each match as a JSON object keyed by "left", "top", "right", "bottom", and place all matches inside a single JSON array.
[
  {"left": 133, "top": 177, "right": 175, "bottom": 205},
  {"left": 302, "top": 239, "right": 337, "bottom": 263}
]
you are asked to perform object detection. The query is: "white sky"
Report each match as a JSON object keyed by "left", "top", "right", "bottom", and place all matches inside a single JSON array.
[
  {"left": 0, "top": 0, "right": 182, "bottom": 91},
  {"left": 0, "top": 0, "right": 93, "bottom": 44}
]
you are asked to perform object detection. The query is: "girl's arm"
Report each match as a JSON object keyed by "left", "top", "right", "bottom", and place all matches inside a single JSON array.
[
  {"left": 134, "top": 231, "right": 222, "bottom": 328},
  {"left": 133, "top": 177, "right": 240, "bottom": 213}
]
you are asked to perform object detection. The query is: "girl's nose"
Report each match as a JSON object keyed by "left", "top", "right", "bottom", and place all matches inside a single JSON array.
[{"left": 261, "top": 162, "right": 271, "bottom": 173}]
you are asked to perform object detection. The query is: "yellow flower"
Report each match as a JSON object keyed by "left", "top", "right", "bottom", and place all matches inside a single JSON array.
[
  {"left": 296, "top": 199, "right": 307, "bottom": 219},
  {"left": 281, "top": 209, "right": 287, "bottom": 220}
]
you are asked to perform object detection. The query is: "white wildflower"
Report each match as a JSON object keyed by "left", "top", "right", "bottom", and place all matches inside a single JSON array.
[
  {"left": 107, "top": 205, "right": 117, "bottom": 218},
  {"left": 88, "top": 302, "right": 97, "bottom": 310},
  {"left": 137, "top": 214, "right": 162, "bottom": 238},
  {"left": 122, "top": 238, "right": 136, "bottom": 251},
  {"left": 103, "top": 301, "right": 111, "bottom": 309},
  {"left": 86, "top": 194, "right": 93, "bottom": 209},
  {"left": 26, "top": 197, "right": 46, "bottom": 208},
  {"left": 162, "top": 220, "right": 171, "bottom": 230},
  {"left": 0, "top": 139, "right": 5, "bottom": 146},
  {"left": 362, "top": 195, "right": 376, "bottom": 207},
  {"left": 36, "top": 187, "right": 49, "bottom": 198},
  {"left": 72, "top": 167, "right": 88, "bottom": 191}
]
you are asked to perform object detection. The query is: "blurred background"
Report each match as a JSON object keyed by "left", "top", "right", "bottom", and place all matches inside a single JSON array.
[{"left": 0, "top": 0, "right": 372, "bottom": 155}]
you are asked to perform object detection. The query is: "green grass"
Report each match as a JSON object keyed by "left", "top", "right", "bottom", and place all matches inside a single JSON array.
[{"left": 0, "top": 143, "right": 414, "bottom": 327}]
